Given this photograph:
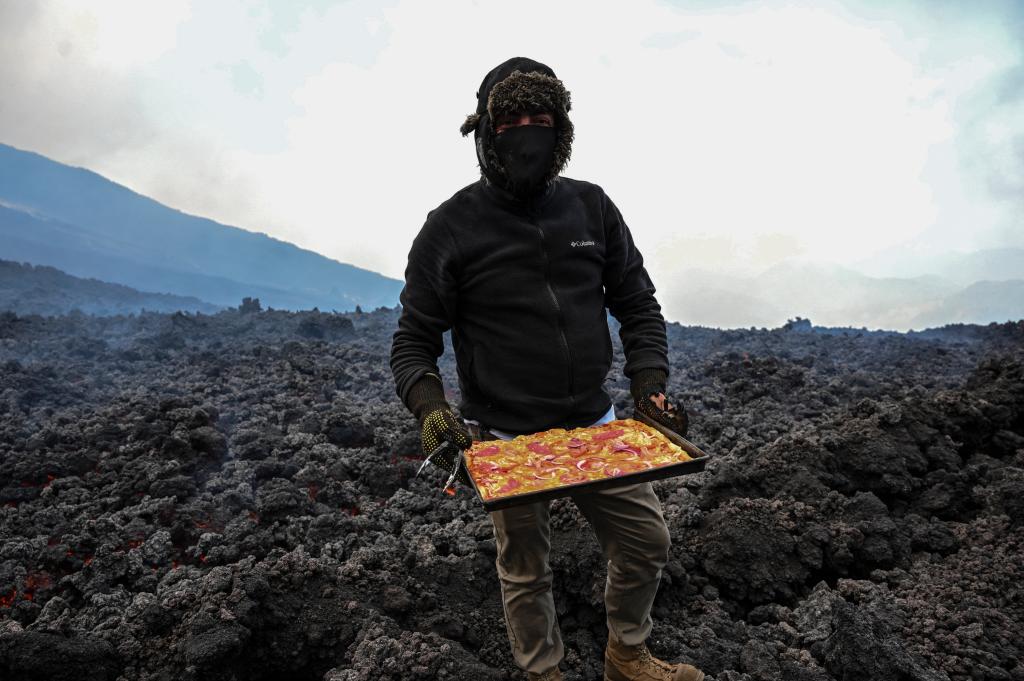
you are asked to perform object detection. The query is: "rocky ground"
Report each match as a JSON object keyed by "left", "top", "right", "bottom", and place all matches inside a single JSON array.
[{"left": 0, "top": 305, "right": 1022, "bottom": 681}]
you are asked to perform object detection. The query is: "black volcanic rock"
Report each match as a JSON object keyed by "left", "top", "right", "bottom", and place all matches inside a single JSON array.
[
  {"left": 0, "top": 631, "right": 120, "bottom": 681},
  {"left": 0, "top": 306, "right": 1021, "bottom": 680}
]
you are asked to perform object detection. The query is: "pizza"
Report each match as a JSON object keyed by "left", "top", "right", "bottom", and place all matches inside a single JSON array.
[{"left": 465, "top": 418, "right": 693, "bottom": 502}]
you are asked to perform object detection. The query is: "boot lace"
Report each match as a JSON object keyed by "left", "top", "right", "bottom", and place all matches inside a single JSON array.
[{"left": 637, "top": 643, "right": 677, "bottom": 675}]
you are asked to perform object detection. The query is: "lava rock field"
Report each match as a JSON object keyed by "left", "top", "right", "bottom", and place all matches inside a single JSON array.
[{"left": 0, "top": 306, "right": 1022, "bottom": 681}]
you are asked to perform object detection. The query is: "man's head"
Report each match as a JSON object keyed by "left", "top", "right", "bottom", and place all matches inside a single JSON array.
[{"left": 460, "top": 57, "right": 573, "bottom": 198}]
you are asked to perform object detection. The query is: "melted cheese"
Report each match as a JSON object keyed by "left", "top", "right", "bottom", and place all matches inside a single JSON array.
[{"left": 465, "top": 418, "right": 692, "bottom": 502}]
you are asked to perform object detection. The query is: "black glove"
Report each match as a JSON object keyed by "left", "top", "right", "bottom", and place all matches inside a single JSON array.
[
  {"left": 406, "top": 374, "right": 473, "bottom": 486},
  {"left": 630, "top": 368, "right": 689, "bottom": 437}
]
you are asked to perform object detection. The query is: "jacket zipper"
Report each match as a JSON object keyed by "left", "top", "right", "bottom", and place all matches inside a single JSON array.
[{"left": 531, "top": 216, "right": 576, "bottom": 411}]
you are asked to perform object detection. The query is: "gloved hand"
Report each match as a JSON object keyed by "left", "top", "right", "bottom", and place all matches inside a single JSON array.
[
  {"left": 630, "top": 368, "right": 689, "bottom": 438},
  {"left": 406, "top": 373, "right": 473, "bottom": 486}
]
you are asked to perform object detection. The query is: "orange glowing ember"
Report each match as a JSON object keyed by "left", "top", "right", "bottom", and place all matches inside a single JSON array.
[
  {"left": 25, "top": 573, "right": 50, "bottom": 589},
  {"left": 22, "top": 573, "right": 52, "bottom": 602},
  {"left": 465, "top": 418, "right": 692, "bottom": 503}
]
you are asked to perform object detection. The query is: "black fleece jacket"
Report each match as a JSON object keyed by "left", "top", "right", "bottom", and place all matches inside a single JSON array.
[{"left": 390, "top": 175, "right": 669, "bottom": 435}]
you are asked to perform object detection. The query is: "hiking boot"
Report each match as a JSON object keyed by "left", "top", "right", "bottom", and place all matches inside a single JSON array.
[
  {"left": 604, "top": 635, "right": 704, "bottom": 681},
  {"left": 527, "top": 667, "right": 563, "bottom": 681}
]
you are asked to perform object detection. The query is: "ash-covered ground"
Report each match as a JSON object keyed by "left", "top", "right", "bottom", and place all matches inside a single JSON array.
[{"left": 0, "top": 305, "right": 1022, "bottom": 681}]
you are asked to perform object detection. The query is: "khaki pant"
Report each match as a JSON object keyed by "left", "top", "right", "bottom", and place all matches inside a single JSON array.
[{"left": 467, "top": 422, "right": 672, "bottom": 674}]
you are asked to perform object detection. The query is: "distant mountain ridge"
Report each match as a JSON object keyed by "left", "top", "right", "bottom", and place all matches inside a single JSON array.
[
  {"left": 928, "top": 248, "right": 1024, "bottom": 285},
  {"left": 3, "top": 143, "right": 1021, "bottom": 330},
  {"left": 0, "top": 143, "right": 403, "bottom": 312},
  {"left": 0, "top": 259, "right": 223, "bottom": 316},
  {"left": 0, "top": 205, "right": 341, "bottom": 311},
  {"left": 662, "top": 260, "right": 1024, "bottom": 331},
  {"left": 854, "top": 245, "right": 1024, "bottom": 285}
]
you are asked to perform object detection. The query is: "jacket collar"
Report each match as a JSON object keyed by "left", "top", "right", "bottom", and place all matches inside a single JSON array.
[{"left": 480, "top": 174, "right": 559, "bottom": 216}]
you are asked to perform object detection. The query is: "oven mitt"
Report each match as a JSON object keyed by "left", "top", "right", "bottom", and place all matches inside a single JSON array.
[
  {"left": 406, "top": 373, "right": 473, "bottom": 487},
  {"left": 630, "top": 368, "right": 689, "bottom": 438}
]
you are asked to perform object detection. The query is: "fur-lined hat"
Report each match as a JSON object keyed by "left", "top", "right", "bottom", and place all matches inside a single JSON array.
[{"left": 460, "top": 57, "right": 574, "bottom": 190}]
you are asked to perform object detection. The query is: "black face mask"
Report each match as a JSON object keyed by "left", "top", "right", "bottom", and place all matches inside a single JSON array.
[{"left": 492, "top": 125, "right": 557, "bottom": 197}]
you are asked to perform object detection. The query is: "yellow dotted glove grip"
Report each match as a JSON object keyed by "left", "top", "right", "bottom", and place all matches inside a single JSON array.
[{"left": 420, "top": 407, "right": 473, "bottom": 487}]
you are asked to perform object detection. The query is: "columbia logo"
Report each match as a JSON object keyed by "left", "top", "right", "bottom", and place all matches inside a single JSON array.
[{"left": 570, "top": 240, "right": 596, "bottom": 248}]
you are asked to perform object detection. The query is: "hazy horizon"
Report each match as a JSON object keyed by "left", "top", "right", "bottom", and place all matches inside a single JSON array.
[{"left": 3, "top": 137, "right": 1024, "bottom": 332}]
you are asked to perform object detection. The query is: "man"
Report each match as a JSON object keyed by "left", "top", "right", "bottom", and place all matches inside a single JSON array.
[{"left": 390, "top": 57, "right": 703, "bottom": 681}]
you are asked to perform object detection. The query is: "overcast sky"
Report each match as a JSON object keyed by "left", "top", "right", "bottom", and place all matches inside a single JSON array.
[{"left": 2, "top": 0, "right": 1022, "bottom": 285}]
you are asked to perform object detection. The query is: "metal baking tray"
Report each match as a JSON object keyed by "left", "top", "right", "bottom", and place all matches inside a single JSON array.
[{"left": 466, "top": 412, "right": 710, "bottom": 511}]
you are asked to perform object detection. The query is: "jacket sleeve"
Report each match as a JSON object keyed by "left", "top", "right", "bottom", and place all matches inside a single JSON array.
[
  {"left": 601, "top": 189, "right": 670, "bottom": 380},
  {"left": 390, "top": 215, "right": 460, "bottom": 410}
]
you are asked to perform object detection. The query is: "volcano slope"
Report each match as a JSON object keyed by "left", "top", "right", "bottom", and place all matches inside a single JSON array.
[{"left": 0, "top": 306, "right": 1021, "bottom": 681}]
